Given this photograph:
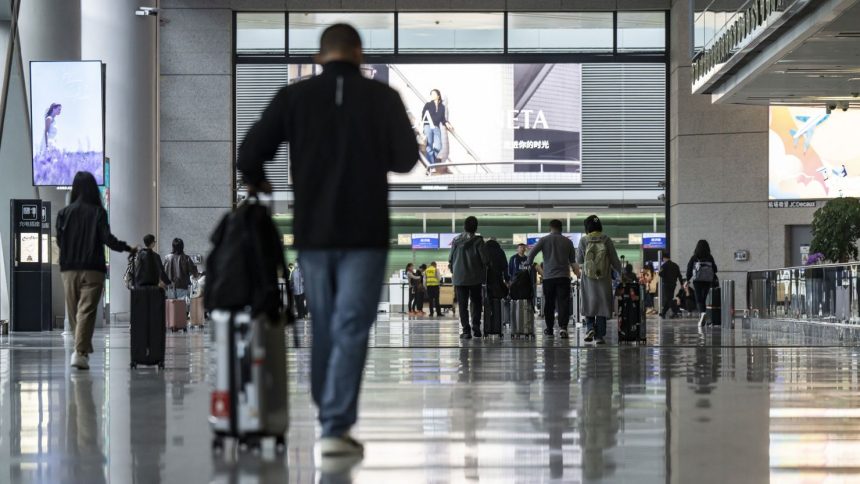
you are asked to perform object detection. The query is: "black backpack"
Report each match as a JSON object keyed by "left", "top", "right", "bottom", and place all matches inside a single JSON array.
[
  {"left": 509, "top": 269, "right": 533, "bottom": 300},
  {"left": 205, "top": 199, "right": 294, "bottom": 324},
  {"left": 134, "top": 249, "right": 160, "bottom": 287}
]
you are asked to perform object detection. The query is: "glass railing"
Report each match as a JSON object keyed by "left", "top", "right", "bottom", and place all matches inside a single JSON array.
[{"left": 747, "top": 263, "right": 860, "bottom": 324}]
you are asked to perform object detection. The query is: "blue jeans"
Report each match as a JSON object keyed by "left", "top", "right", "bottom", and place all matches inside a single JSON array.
[
  {"left": 424, "top": 125, "right": 442, "bottom": 164},
  {"left": 301, "top": 249, "right": 387, "bottom": 437},
  {"left": 585, "top": 316, "right": 607, "bottom": 339}
]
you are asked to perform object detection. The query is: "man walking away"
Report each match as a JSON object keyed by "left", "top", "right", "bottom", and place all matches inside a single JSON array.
[
  {"left": 658, "top": 253, "right": 683, "bottom": 319},
  {"left": 291, "top": 260, "right": 307, "bottom": 319},
  {"left": 425, "top": 261, "right": 442, "bottom": 317},
  {"left": 237, "top": 24, "right": 417, "bottom": 458},
  {"left": 135, "top": 234, "right": 171, "bottom": 289},
  {"left": 527, "top": 220, "right": 577, "bottom": 339},
  {"left": 508, "top": 243, "right": 528, "bottom": 282},
  {"left": 449, "top": 216, "right": 488, "bottom": 339}
]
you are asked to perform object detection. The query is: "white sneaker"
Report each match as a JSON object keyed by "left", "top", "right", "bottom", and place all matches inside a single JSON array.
[
  {"left": 319, "top": 434, "right": 364, "bottom": 457},
  {"left": 70, "top": 352, "right": 89, "bottom": 370}
]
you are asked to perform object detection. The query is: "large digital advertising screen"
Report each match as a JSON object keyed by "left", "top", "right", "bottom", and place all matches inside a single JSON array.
[
  {"left": 288, "top": 63, "right": 582, "bottom": 185},
  {"left": 30, "top": 61, "right": 105, "bottom": 186},
  {"left": 769, "top": 106, "right": 860, "bottom": 200}
]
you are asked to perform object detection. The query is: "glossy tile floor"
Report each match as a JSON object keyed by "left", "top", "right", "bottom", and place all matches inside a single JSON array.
[{"left": 3, "top": 315, "right": 860, "bottom": 483}]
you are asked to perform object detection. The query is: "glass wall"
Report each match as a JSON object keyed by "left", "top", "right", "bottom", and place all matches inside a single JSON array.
[
  {"left": 236, "top": 11, "right": 666, "bottom": 56},
  {"left": 507, "top": 12, "right": 613, "bottom": 53},
  {"left": 288, "top": 13, "right": 394, "bottom": 54},
  {"left": 398, "top": 13, "right": 504, "bottom": 53}
]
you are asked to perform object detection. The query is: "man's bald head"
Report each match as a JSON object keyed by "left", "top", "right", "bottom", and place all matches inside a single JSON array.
[{"left": 318, "top": 23, "right": 363, "bottom": 64}]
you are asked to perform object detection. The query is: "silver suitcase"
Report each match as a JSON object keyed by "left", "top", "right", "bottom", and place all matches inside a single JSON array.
[
  {"left": 209, "top": 310, "right": 288, "bottom": 453},
  {"left": 511, "top": 299, "right": 535, "bottom": 338}
]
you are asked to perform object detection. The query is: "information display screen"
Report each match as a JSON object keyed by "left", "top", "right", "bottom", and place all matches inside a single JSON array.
[
  {"left": 289, "top": 63, "right": 582, "bottom": 185},
  {"left": 439, "top": 233, "right": 458, "bottom": 249},
  {"left": 30, "top": 61, "right": 104, "bottom": 186},
  {"left": 770, "top": 106, "right": 860, "bottom": 200},
  {"left": 642, "top": 233, "right": 666, "bottom": 249},
  {"left": 411, "top": 233, "right": 440, "bottom": 250}
]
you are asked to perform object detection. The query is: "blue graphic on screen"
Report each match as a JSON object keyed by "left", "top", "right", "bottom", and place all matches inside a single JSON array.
[
  {"left": 642, "top": 234, "right": 666, "bottom": 249},
  {"left": 31, "top": 61, "right": 104, "bottom": 186},
  {"left": 412, "top": 234, "right": 440, "bottom": 250}
]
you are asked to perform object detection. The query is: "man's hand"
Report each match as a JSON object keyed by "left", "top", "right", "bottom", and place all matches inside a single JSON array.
[{"left": 247, "top": 180, "right": 273, "bottom": 196}]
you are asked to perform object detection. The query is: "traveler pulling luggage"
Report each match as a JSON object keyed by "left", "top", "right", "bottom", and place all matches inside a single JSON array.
[
  {"left": 205, "top": 197, "right": 295, "bottom": 453},
  {"left": 509, "top": 269, "right": 535, "bottom": 338}
]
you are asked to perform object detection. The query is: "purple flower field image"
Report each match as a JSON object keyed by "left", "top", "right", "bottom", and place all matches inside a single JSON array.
[
  {"left": 30, "top": 61, "right": 104, "bottom": 186},
  {"left": 33, "top": 150, "right": 104, "bottom": 185}
]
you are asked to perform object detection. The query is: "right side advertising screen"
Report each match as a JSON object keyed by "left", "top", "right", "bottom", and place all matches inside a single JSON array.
[{"left": 769, "top": 106, "right": 860, "bottom": 200}]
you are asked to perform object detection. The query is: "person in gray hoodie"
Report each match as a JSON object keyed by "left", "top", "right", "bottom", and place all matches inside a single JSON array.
[{"left": 449, "top": 216, "right": 489, "bottom": 339}]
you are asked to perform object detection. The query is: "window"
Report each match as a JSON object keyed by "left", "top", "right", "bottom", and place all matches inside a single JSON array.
[
  {"left": 616, "top": 12, "right": 665, "bottom": 52},
  {"left": 288, "top": 13, "right": 394, "bottom": 54},
  {"left": 398, "top": 13, "right": 504, "bottom": 53},
  {"left": 508, "top": 12, "right": 613, "bottom": 53},
  {"left": 236, "top": 13, "right": 285, "bottom": 54}
]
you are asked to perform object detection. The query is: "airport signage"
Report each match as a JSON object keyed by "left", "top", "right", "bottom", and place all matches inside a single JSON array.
[
  {"left": 693, "top": 0, "right": 783, "bottom": 84},
  {"left": 412, "top": 233, "right": 440, "bottom": 250},
  {"left": 642, "top": 233, "right": 666, "bottom": 249},
  {"left": 767, "top": 201, "right": 816, "bottom": 208}
]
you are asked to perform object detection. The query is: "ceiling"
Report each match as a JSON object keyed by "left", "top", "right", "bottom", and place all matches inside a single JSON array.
[{"left": 706, "top": 0, "right": 860, "bottom": 106}]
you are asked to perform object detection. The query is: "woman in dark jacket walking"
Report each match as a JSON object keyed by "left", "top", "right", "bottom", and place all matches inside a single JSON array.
[
  {"left": 57, "top": 171, "right": 136, "bottom": 370},
  {"left": 685, "top": 239, "right": 718, "bottom": 326}
]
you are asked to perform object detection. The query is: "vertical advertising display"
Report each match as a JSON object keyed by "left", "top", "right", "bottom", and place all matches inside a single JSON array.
[{"left": 30, "top": 61, "right": 105, "bottom": 186}]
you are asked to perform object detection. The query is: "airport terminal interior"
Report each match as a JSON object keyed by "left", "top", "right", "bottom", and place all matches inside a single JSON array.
[{"left": 2, "top": 0, "right": 860, "bottom": 482}]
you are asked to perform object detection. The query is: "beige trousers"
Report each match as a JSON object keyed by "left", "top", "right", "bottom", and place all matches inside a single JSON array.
[{"left": 62, "top": 271, "right": 105, "bottom": 355}]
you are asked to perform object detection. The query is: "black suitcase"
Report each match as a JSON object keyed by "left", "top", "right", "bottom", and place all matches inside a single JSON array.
[
  {"left": 482, "top": 286, "right": 503, "bottom": 336},
  {"left": 706, "top": 286, "right": 722, "bottom": 326},
  {"left": 617, "top": 286, "right": 644, "bottom": 343},
  {"left": 130, "top": 286, "right": 166, "bottom": 368}
]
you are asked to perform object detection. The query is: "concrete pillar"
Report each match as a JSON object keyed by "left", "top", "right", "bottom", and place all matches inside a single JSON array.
[
  {"left": 82, "top": 0, "right": 158, "bottom": 318},
  {"left": 669, "top": 0, "right": 769, "bottom": 306},
  {"left": 17, "top": 0, "right": 82, "bottom": 330}
]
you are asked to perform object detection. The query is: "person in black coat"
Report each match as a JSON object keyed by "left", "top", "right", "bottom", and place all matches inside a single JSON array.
[
  {"left": 658, "top": 253, "right": 683, "bottom": 318},
  {"left": 685, "top": 239, "right": 718, "bottom": 326}
]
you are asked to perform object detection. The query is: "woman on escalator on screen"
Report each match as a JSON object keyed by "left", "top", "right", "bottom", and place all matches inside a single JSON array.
[{"left": 421, "top": 89, "right": 454, "bottom": 169}]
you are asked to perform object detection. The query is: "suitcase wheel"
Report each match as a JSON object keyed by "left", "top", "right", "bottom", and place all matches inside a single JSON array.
[
  {"left": 275, "top": 436, "right": 286, "bottom": 454},
  {"left": 212, "top": 437, "right": 224, "bottom": 454},
  {"left": 130, "top": 362, "right": 137, "bottom": 369}
]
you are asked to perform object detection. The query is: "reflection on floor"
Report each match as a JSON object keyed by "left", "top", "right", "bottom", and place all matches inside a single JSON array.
[{"left": 2, "top": 316, "right": 860, "bottom": 483}]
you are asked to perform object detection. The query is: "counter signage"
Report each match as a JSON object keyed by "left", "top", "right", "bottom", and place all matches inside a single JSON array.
[
  {"left": 768, "top": 200, "right": 816, "bottom": 208},
  {"left": 642, "top": 233, "right": 666, "bottom": 249},
  {"left": 411, "top": 233, "right": 440, "bottom": 250}
]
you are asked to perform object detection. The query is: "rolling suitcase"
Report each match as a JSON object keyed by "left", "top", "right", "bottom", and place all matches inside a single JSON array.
[
  {"left": 501, "top": 299, "right": 512, "bottom": 327},
  {"left": 706, "top": 285, "right": 722, "bottom": 326},
  {"left": 166, "top": 298, "right": 188, "bottom": 332},
  {"left": 130, "top": 286, "right": 166, "bottom": 368},
  {"left": 617, "top": 284, "right": 645, "bottom": 343},
  {"left": 482, "top": 290, "right": 503, "bottom": 337},
  {"left": 190, "top": 297, "right": 206, "bottom": 327},
  {"left": 210, "top": 310, "right": 288, "bottom": 453},
  {"left": 511, "top": 299, "right": 535, "bottom": 338}
]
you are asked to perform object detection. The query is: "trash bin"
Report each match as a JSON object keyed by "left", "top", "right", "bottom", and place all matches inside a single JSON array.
[{"left": 720, "top": 280, "right": 735, "bottom": 327}]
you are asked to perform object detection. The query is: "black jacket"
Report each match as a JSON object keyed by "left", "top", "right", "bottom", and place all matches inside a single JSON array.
[
  {"left": 237, "top": 61, "right": 418, "bottom": 249},
  {"left": 135, "top": 248, "right": 171, "bottom": 287},
  {"left": 686, "top": 254, "right": 718, "bottom": 281},
  {"left": 659, "top": 260, "right": 683, "bottom": 287},
  {"left": 56, "top": 200, "right": 131, "bottom": 272}
]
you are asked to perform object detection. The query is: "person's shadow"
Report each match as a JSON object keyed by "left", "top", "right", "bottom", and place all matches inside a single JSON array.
[
  {"left": 543, "top": 347, "right": 572, "bottom": 479},
  {"left": 66, "top": 372, "right": 107, "bottom": 484},
  {"left": 578, "top": 349, "right": 619, "bottom": 481}
]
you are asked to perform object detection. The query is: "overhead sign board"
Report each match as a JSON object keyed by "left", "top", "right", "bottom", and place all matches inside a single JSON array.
[{"left": 642, "top": 233, "right": 666, "bottom": 249}]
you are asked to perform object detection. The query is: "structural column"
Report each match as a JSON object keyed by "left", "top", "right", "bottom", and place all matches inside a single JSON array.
[{"left": 82, "top": 0, "right": 158, "bottom": 317}]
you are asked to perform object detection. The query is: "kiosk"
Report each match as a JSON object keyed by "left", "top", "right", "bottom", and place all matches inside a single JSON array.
[{"left": 10, "top": 200, "right": 52, "bottom": 331}]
